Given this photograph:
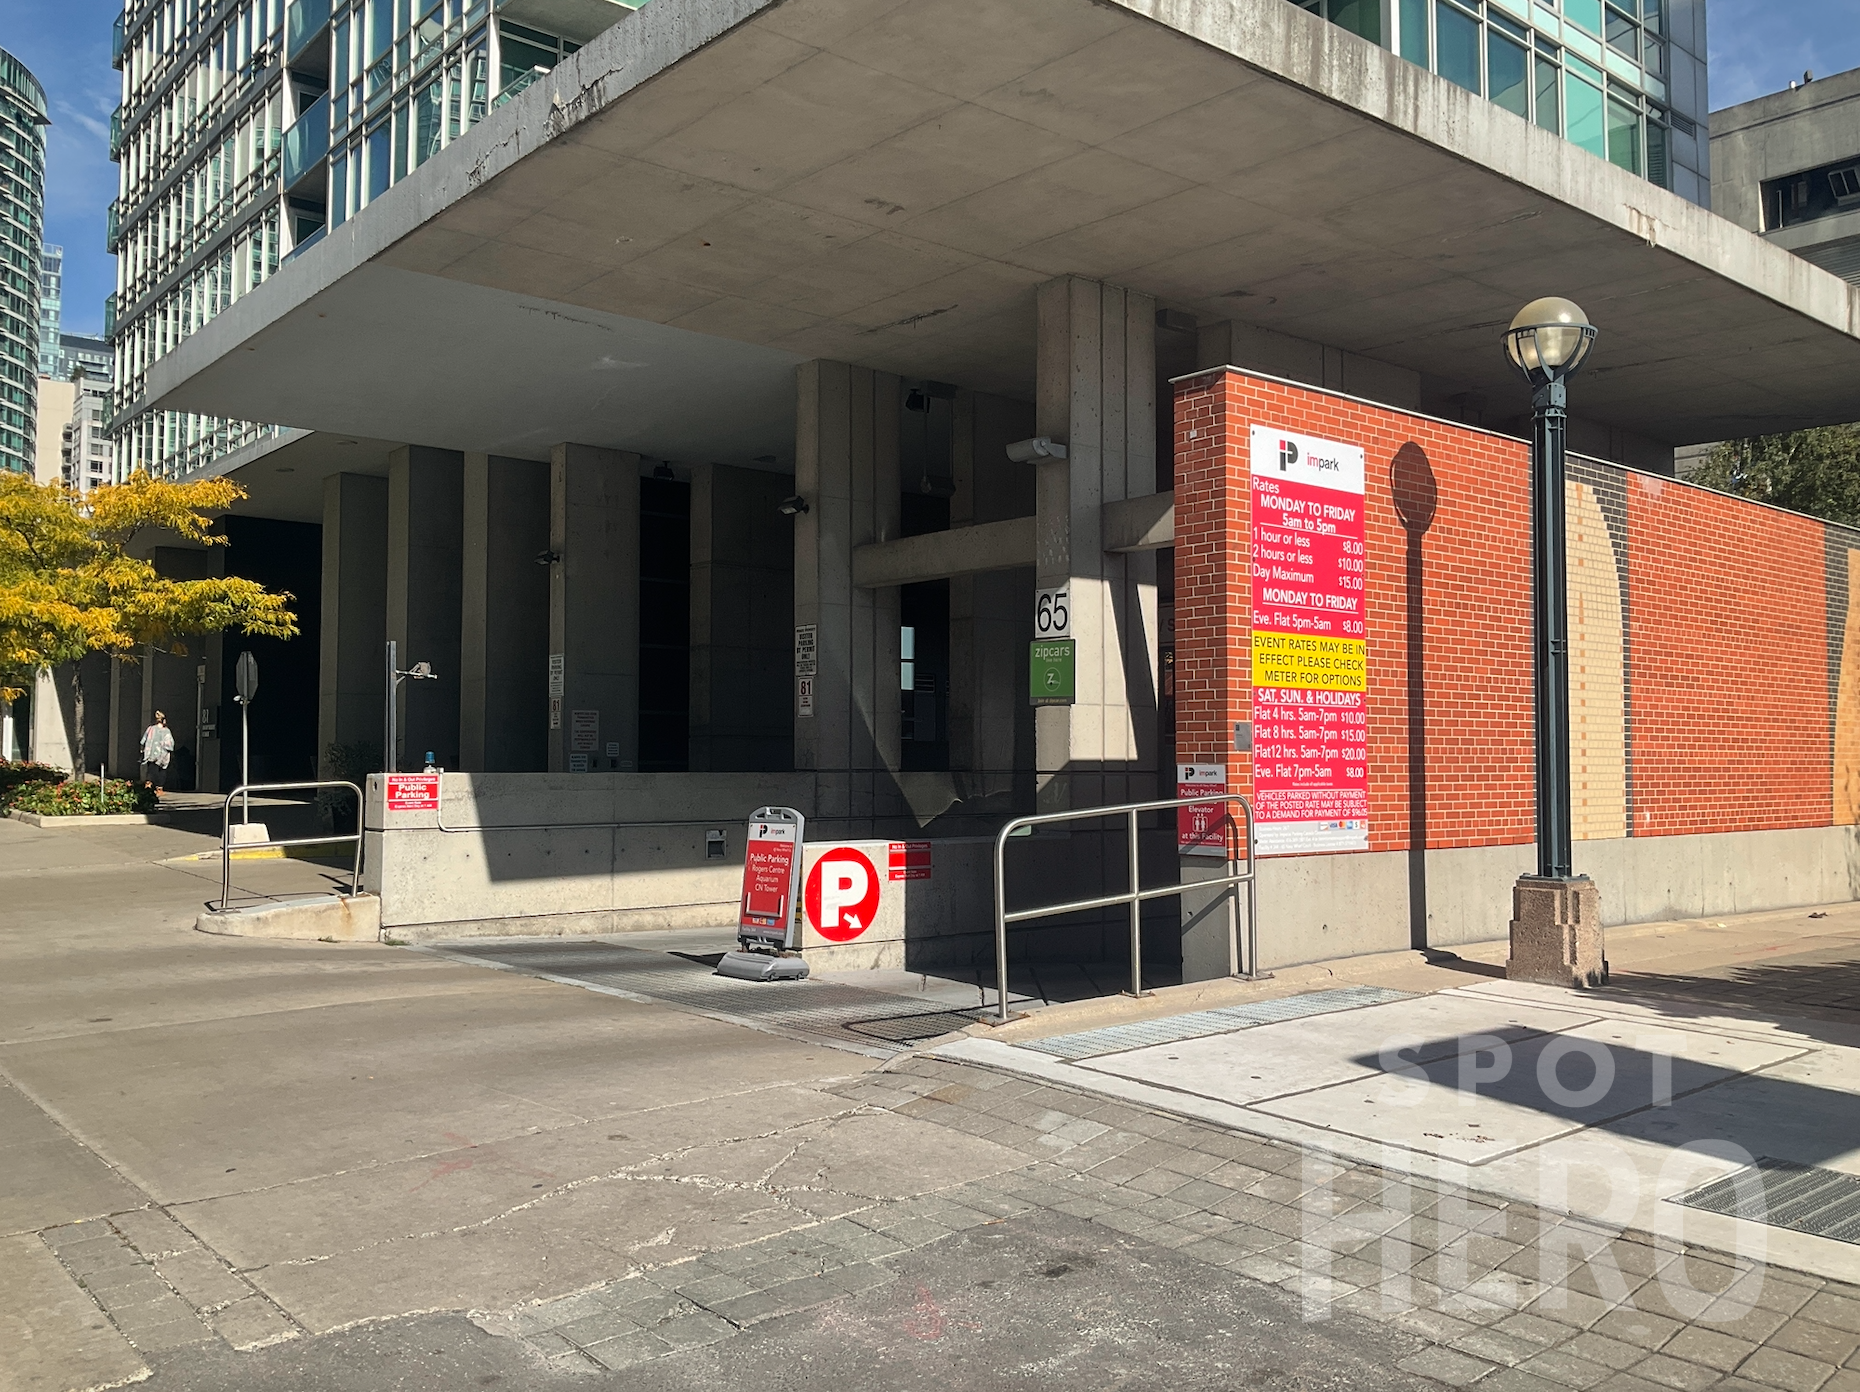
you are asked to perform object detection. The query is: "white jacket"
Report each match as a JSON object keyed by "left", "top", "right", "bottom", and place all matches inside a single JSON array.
[{"left": 140, "top": 725, "right": 175, "bottom": 768}]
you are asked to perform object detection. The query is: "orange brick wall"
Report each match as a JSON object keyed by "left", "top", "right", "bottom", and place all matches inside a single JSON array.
[{"left": 1174, "top": 368, "right": 1843, "bottom": 851}]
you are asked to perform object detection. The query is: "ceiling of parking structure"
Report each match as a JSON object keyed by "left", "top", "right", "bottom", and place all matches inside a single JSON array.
[{"left": 150, "top": 0, "right": 1860, "bottom": 448}]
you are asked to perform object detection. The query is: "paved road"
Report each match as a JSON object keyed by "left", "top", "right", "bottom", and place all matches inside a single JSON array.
[{"left": 7, "top": 815, "right": 1860, "bottom": 1391}]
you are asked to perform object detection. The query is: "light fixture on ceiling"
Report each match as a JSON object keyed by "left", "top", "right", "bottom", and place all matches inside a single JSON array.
[
  {"left": 652, "top": 462, "right": 674, "bottom": 480},
  {"left": 1005, "top": 436, "right": 1068, "bottom": 463},
  {"left": 778, "top": 495, "right": 809, "bottom": 517}
]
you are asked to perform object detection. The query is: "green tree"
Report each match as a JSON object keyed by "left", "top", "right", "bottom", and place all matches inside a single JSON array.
[
  {"left": 1688, "top": 425, "right": 1860, "bottom": 528},
  {"left": 0, "top": 472, "right": 297, "bottom": 773}
]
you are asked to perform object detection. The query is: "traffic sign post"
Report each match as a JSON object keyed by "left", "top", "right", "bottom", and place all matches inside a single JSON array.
[{"left": 234, "top": 650, "right": 258, "bottom": 824}]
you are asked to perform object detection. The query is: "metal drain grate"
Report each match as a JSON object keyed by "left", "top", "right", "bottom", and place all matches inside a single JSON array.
[
  {"left": 1020, "top": 984, "right": 1417, "bottom": 1061},
  {"left": 844, "top": 1009, "right": 991, "bottom": 1044},
  {"left": 1669, "top": 1158, "right": 1860, "bottom": 1244},
  {"left": 427, "top": 940, "right": 984, "bottom": 1058}
]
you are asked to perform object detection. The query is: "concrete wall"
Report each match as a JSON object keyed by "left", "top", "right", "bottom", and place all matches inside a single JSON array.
[{"left": 460, "top": 454, "right": 549, "bottom": 772}]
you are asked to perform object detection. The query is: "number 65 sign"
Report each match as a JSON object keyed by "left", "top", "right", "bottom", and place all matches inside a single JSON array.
[{"left": 1034, "top": 586, "right": 1070, "bottom": 638}]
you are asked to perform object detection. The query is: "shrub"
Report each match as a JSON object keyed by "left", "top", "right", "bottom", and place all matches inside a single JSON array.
[
  {"left": 0, "top": 760, "right": 66, "bottom": 809},
  {"left": 11, "top": 776, "right": 157, "bottom": 817},
  {"left": 317, "top": 741, "right": 380, "bottom": 830}
]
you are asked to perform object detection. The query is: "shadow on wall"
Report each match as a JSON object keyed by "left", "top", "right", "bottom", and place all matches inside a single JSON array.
[{"left": 1392, "top": 442, "right": 1437, "bottom": 954}]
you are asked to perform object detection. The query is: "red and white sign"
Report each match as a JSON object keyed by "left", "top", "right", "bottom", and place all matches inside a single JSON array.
[
  {"left": 1176, "top": 764, "right": 1227, "bottom": 856},
  {"left": 385, "top": 773, "right": 440, "bottom": 812},
  {"left": 806, "top": 847, "right": 881, "bottom": 942},
  {"left": 739, "top": 814, "right": 801, "bottom": 941},
  {"left": 887, "top": 841, "right": 932, "bottom": 881},
  {"left": 1249, "top": 425, "right": 1370, "bottom": 855}
]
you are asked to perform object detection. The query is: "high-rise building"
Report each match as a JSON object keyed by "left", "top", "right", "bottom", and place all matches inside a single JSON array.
[
  {"left": 38, "top": 244, "right": 63, "bottom": 377},
  {"left": 0, "top": 48, "right": 48, "bottom": 476},
  {"left": 1299, "top": 0, "right": 1709, "bottom": 205},
  {"left": 61, "top": 375, "right": 115, "bottom": 494},
  {"left": 1711, "top": 67, "right": 1860, "bottom": 286},
  {"left": 60, "top": 333, "right": 114, "bottom": 384},
  {"left": 108, "top": 0, "right": 641, "bottom": 481}
]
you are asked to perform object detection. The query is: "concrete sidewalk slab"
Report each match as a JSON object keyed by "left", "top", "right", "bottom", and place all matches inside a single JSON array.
[
  {"left": 0, "top": 1083, "right": 144, "bottom": 1239},
  {"left": 0, "top": 1234, "right": 146, "bottom": 1392},
  {"left": 936, "top": 977, "right": 1860, "bottom": 1285}
]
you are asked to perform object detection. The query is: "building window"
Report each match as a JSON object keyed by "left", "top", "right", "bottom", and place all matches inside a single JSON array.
[
  {"left": 1764, "top": 156, "right": 1860, "bottom": 231},
  {"left": 1489, "top": 30, "right": 1530, "bottom": 117},
  {"left": 1436, "top": 1, "right": 1481, "bottom": 94},
  {"left": 1564, "top": 64, "right": 1606, "bottom": 157}
]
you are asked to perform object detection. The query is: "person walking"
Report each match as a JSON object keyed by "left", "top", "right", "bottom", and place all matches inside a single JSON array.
[{"left": 140, "top": 712, "right": 175, "bottom": 796}]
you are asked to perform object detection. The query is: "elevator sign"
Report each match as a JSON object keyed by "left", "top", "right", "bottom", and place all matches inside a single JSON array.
[{"left": 739, "top": 806, "right": 805, "bottom": 950}]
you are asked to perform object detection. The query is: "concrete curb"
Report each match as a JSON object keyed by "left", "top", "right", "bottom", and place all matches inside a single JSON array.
[
  {"left": 195, "top": 895, "right": 382, "bottom": 942},
  {"left": 3, "top": 808, "right": 168, "bottom": 826}
]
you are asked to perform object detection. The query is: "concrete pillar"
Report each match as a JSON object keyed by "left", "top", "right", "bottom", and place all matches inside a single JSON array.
[
  {"left": 460, "top": 453, "right": 550, "bottom": 771},
  {"left": 30, "top": 667, "right": 73, "bottom": 770},
  {"left": 1034, "top": 277, "right": 1161, "bottom": 812},
  {"left": 949, "top": 389, "right": 1036, "bottom": 810},
  {"left": 548, "top": 443, "right": 639, "bottom": 774},
  {"left": 793, "top": 361, "right": 902, "bottom": 829},
  {"left": 689, "top": 462, "right": 794, "bottom": 772},
  {"left": 319, "top": 472, "right": 388, "bottom": 776},
  {"left": 109, "top": 655, "right": 142, "bottom": 777},
  {"left": 387, "top": 447, "right": 464, "bottom": 771}
]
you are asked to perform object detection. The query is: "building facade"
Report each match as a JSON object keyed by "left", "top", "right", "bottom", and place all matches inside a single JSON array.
[
  {"left": 90, "top": 0, "right": 1860, "bottom": 962},
  {"left": 38, "top": 244, "right": 62, "bottom": 376},
  {"left": 0, "top": 48, "right": 48, "bottom": 476},
  {"left": 109, "top": 0, "right": 642, "bottom": 481},
  {"left": 1711, "top": 66, "right": 1860, "bottom": 286},
  {"left": 1298, "top": 0, "right": 1709, "bottom": 204},
  {"left": 62, "top": 375, "right": 116, "bottom": 494}
]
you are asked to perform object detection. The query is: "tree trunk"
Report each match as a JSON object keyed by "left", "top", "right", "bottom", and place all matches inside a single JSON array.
[{"left": 71, "top": 665, "right": 87, "bottom": 777}]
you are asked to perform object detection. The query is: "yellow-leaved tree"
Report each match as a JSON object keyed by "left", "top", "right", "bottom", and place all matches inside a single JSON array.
[{"left": 0, "top": 471, "right": 298, "bottom": 772}]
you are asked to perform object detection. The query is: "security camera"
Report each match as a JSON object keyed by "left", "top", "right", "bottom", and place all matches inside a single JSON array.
[
  {"left": 778, "top": 495, "right": 810, "bottom": 516},
  {"left": 1005, "top": 436, "right": 1068, "bottom": 463}
]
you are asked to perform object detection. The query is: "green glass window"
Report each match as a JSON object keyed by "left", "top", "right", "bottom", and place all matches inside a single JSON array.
[
  {"left": 329, "top": 149, "right": 347, "bottom": 226},
  {"left": 366, "top": 0, "right": 391, "bottom": 61},
  {"left": 1565, "top": 72, "right": 1604, "bottom": 156},
  {"left": 1606, "top": 95, "right": 1640, "bottom": 173},
  {"left": 1400, "top": 0, "right": 1429, "bottom": 64},
  {"left": 392, "top": 100, "right": 408, "bottom": 181},
  {"left": 364, "top": 121, "right": 389, "bottom": 203},
  {"left": 1330, "top": 0, "right": 1381, "bottom": 42},
  {"left": 1563, "top": 0, "right": 1603, "bottom": 36},
  {"left": 412, "top": 78, "right": 441, "bottom": 167},
  {"left": 1490, "top": 33, "right": 1529, "bottom": 117},
  {"left": 1642, "top": 0, "right": 1662, "bottom": 32},
  {"left": 1436, "top": 2, "right": 1481, "bottom": 94},
  {"left": 1605, "top": 5, "right": 1638, "bottom": 59}
]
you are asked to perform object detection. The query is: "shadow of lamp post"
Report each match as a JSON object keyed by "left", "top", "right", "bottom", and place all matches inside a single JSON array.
[{"left": 1502, "top": 297, "right": 1607, "bottom": 988}]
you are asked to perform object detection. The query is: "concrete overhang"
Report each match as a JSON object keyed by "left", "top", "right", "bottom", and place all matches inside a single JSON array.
[{"left": 145, "top": 0, "right": 1860, "bottom": 456}]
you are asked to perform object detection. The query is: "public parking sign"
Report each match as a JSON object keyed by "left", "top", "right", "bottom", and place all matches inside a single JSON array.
[
  {"left": 805, "top": 847, "right": 880, "bottom": 942},
  {"left": 739, "top": 807, "right": 804, "bottom": 949}
]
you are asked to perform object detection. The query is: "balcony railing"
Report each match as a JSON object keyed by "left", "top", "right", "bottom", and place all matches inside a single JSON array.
[
  {"left": 105, "top": 201, "right": 120, "bottom": 253},
  {"left": 110, "top": 106, "right": 123, "bottom": 160},
  {"left": 282, "top": 225, "right": 327, "bottom": 265},
  {"left": 491, "top": 65, "right": 549, "bottom": 110},
  {"left": 281, "top": 94, "right": 330, "bottom": 191},
  {"left": 104, "top": 294, "right": 116, "bottom": 340},
  {"left": 113, "top": 12, "right": 126, "bottom": 69},
  {"left": 286, "top": 0, "right": 331, "bottom": 66}
]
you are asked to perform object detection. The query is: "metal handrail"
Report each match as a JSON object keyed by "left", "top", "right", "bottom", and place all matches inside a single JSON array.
[
  {"left": 216, "top": 781, "right": 364, "bottom": 912},
  {"left": 990, "top": 793, "right": 1260, "bottom": 1025}
]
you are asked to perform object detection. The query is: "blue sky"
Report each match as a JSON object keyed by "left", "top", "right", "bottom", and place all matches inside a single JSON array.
[{"left": 2, "top": 0, "right": 1859, "bottom": 344}]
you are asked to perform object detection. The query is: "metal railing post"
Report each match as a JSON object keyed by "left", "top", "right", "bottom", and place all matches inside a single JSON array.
[
  {"left": 1127, "top": 806, "right": 1142, "bottom": 998},
  {"left": 986, "top": 791, "right": 1265, "bottom": 1025},
  {"left": 215, "top": 779, "right": 367, "bottom": 912}
]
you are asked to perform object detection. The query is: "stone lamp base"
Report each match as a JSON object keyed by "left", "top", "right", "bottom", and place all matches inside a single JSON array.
[{"left": 1506, "top": 874, "right": 1607, "bottom": 988}]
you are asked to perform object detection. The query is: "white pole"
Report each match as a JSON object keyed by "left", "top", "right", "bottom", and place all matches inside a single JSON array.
[
  {"left": 241, "top": 697, "right": 250, "bottom": 823},
  {"left": 385, "top": 640, "right": 397, "bottom": 775}
]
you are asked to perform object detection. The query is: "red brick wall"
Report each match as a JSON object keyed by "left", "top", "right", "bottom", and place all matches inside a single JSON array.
[
  {"left": 1624, "top": 472, "right": 1829, "bottom": 836},
  {"left": 1173, "top": 368, "right": 1836, "bottom": 851}
]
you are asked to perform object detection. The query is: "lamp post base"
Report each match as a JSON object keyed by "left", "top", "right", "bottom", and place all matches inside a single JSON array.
[{"left": 1506, "top": 874, "right": 1607, "bottom": 989}]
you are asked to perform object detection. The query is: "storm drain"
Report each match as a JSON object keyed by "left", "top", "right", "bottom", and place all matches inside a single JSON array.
[
  {"left": 1669, "top": 1158, "right": 1860, "bottom": 1244},
  {"left": 425, "top": 940, "right": 987, "bottom": 1058},
  {"left": 1019, "top": 984, "right": 1417, "bottom": 1061}
]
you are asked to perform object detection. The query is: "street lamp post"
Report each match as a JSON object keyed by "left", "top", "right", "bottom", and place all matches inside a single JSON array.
[{"left": 1502, "top": 297, "right": 1608, "bottom": 988}]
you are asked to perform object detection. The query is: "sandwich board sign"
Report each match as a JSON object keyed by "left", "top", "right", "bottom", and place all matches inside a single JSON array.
[{"left": 738, "top": 806, "right": 805, "bottom": 950}]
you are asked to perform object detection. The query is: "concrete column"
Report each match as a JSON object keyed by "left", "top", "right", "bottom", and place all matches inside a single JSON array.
[
  {"left": 109, "top": 655, "right": 142, "bottom": 776},
  {"left": 387, "top": 447, "right": 464, "bottom": 771},
  {"left": 1034, "top": 277, "right": 1161, "bottom": 812},
  {"left": 949, "top": 389, "right": 1036, "bottom": 810},
  {"left": 689, "top": 462, "right": 794, "bottom": 772},
  {"left": 793, "top": 361, "right": 902, "bottom": 828},
  {"left": 319, "top": 472, "right": 388, "bottom": 775},
  {"left": 548, "top": 443, "right": 640, "bottom": 774},
  {"left": 460, "top": 453, "right": 550, "bottom": 771}
]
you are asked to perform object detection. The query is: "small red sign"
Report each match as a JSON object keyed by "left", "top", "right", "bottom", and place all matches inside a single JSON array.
[
  {"left": 385, "top": 773, "right": 440, "bottom": 812},
  {"left": 887, "top": 841, "right": 932, "bottom": 881},
  {"left": 739, "top": 820, "right": 799, "bottom": 933},
  {"left": 1177, "top": 764, "right": 1228, "bottom": 857},
  {"left": 805, "top": 847, "right": 881, "bottom": 942}
]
